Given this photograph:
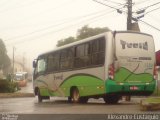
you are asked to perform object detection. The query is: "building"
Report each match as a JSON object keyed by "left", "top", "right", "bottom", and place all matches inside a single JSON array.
[{"left": 14, "top": 61, "right": 24, "bottom": 73}]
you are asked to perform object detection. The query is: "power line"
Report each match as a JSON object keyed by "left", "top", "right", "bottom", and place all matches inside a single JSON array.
[
  {"left": 133, "top": 1, "right": 160, "bottom": 21},
  {"left": 0, "top": 0, "right": 44, "bottom": 13},
  {"left": 4, "top": 9, "right": 110, "bottom": 42},
  {"left": 145, "top": 6, "right": 160, "bottom": 15},
  {"left": 93, "top": 0, "right": 123, "bottom": 10},
  {"left": 139, "top": 20, "right": 160, "bottom": 32},
  {"left": 0, "top": 0, "right": 77, "bottom": 31},
  {"left": 135, "top": 0, "right": 152, "bottom": 6},
  {"left": 6, "top": 10, "right": 115, "bottom": 45},
  {"left": 142, "top": 1, "right": 160, "bottom": 10},
  {"left": 147, "top": 14, "right": 160, "bottom": 24},
  {"left": 103, "top": 0, "right": 125, "bottom": 6},
  {"left": 5, "top": 10, "right": 115, "bottom": 44}
]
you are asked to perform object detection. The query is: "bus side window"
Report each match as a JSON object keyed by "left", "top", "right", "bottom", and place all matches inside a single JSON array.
[
  {"left": 47, "top": 54, "right": 54, "bottom": 72},
  {"left": 53, "top": 53, "right": 60, "bottom": 71},
  {"left": 99, "top": 37, "right": 105, "bottom": 64},
  {"left": 68, "top": 48, "right": 74, "bottom": 69},
  {"left": 60, "top": 49, "right": 73, "bottom": 70},
  {"left": 91, "top": 37, "right": 105, "bottom": 65},
  {"left": 74, "top": 42, "right": 91, "bottom": 68},
  {"left": 84, "top": 43, "right": 91, "bottom": 66},
  {"left": 75, "top": 44, "right": 85, "bottom": 68},
  {"left": 47, "top": 53, "right": 60, "bottom": 72},
  {"left": 92, "top": 39, "right": 99, "bottom": 65}
]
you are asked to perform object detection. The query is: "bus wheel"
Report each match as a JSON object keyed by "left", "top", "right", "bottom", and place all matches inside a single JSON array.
[
  {"left": 103, "top": 95, "right": 120, "bottom": 104},
  {"left": 71, "top": 88, "right": 80, "bottom": 103},
  {"left": 68, "top": 96, "right": 72, "bottom": 103},
  {"left": 37, "top": 89, "right": 43, "bottom": 103},
  {"left": 79, "top": 97, "right": 88, "bottom": 103}
]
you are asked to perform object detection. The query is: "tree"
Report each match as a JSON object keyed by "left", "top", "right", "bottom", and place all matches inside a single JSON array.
[
  {"left": 77, "top": 25, "right": 110, "bottom": 40},
  {"left": 57, "top": 37, "right": 76, "bottom": 47},
  {"left": 56, "top": 25, "right": 110, "bottom": 47},
  {"left": 0, "top": 39, "right": 11, "bottom": 76}
]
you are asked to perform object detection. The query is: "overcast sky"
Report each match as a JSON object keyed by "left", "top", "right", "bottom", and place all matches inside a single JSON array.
[{"left": 0, "top": 0, "right": 160, "bottom": 70}]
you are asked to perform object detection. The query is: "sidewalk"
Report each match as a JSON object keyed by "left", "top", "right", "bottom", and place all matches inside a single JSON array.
[
  {"left": 140, "top": 97, "right": 160, "bottom": 111},
  {"left": 140, "top": 70, "right": 160, "bottom": 111},
  {"left": 16, "top": 81, "right": 34, "bottom": 93}
]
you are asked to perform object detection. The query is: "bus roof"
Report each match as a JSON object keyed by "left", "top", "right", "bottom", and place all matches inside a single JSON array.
[
  {"left": 37, "top": 30, "right": 152, "bottom": 58},
  {"left": 38, "top": 31, "right": 111, "bottom": 58}
]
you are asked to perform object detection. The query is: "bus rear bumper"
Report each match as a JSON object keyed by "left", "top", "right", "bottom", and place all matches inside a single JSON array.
[{"left": 105, "top": 80, "right": 156, "bottom": 96}]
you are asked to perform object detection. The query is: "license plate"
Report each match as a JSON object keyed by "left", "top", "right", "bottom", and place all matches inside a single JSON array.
[{"left": 130, "top": 86, "right": 138, "bottom": 90}]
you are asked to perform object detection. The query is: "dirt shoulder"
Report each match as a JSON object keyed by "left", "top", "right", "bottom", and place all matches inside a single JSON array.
[
  {"left": 0, "top": 93, "right": 34, "bottom": 98},
  {"left": 140, "top": 97, "right": 160, "bottom": 111}
]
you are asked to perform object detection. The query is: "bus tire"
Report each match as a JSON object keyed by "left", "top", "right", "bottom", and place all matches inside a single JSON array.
[
  {"left": 37, "top": 89, "right": 43, "bottom": 103},
  {"left": 68, "top": 96, "right": 72, "bottom": 103},
  {"left": 79, "top": 97, "right": 88, "bottom": 103},
  {"left": 103, "top": 95, "right": 120, "bottom": 104},
  {"left": 71, "top": 87, "right": 80, "bottom": 103}
]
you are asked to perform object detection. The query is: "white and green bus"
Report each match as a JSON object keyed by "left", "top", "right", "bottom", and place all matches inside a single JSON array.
[{"left": 33, "top": 31, "right": 156, "bottom": 104}]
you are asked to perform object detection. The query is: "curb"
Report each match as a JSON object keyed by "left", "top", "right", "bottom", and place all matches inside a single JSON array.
[
  {"left": 0, "top": 93, "right": 35, "bottom": 98},
  {"left": 140, "top": 97, "right": 160, "bottom": 111}
]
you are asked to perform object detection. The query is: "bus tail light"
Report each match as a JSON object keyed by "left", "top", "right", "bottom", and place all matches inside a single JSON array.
[{"left": 109, "top": 64, "right": 115, "bottom": 80}]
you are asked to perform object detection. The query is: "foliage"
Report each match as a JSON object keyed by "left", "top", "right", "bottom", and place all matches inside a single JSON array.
[
  {"left": 0, "top": 39, "right": 11, "bottom": 75},
  {"left": 144, "top": 97, "right": 160, "bottom": 103},
  {"left": 56, "top": 25, "right": 110, "bottom": 47},
  {"left": 0, "top": 79, "right": 18, "bottom": 93},
  {"left": 152, "top": 88, "right": 160, "bottom": 96},
  {"left": 57, "top": 37, "right": 76, "bottom": 47},
  {"left": 77, "top": 25, "right": 110, "bottom": 40}
]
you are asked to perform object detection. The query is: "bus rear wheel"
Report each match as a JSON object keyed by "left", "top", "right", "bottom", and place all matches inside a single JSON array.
[
  {"left": 103, "top": 95, "right": 120, "bottom": 104},
  {"left": 70, "top": 88, "right": 88, "bottom": 103},
  {"left": 79, "top": 97, "right": 88, "bottom": 103}
]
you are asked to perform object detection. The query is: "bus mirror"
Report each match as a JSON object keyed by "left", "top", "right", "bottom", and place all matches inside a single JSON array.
[{"left": 33, "top": 61, "right": 36, "bottom": 68}]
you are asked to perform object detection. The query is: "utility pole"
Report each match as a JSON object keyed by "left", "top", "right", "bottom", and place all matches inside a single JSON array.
[
  {"left": 125, "top": 0, "right": 132, "bottom": 101},
  {"left": 12, "top": 46, "right": 15, "bottom": 80},
  {"left": 23, "top": 52, "right": 25, "bottom": 71},
  {"left": 127, "top": 0, "right": 132, "bottom": 30}
]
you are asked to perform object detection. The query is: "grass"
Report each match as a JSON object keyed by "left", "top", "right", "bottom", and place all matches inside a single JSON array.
[
  {"left": 144, "top": 97, "right": 160, "bottom": 104},
  {"left": 0, "top": 93, "right": 34, "bottom": 98},
  {"left": 151, "top": 87, "right": 160, "bottom": 96}
]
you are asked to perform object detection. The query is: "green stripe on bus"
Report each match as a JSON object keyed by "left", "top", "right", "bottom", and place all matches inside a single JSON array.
[
  {"left": 114, "top": 67, "right": 153, "bottom": 83},
  {"left": 59, "top": 75, "right": 105, "bottom": 97},
  {"left": 37, "top": 75, "right": 106, "bottom": 97}
]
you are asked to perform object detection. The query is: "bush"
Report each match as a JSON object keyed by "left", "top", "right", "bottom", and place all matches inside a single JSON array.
[
  {"left": 152, "top": 88, "right": 160, "bottom": 96},
  {"left": 0, "top": 79, "right": 18, "bottom": 93}
]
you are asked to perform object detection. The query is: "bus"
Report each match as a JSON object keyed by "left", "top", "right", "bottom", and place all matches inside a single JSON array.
[{"left": 32, "top": 31, "right": 156, "bottom": 104}]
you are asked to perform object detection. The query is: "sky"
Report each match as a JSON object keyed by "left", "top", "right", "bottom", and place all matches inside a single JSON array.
[{"left": 0, "top": 0, "right": 160, "bottom": 71}]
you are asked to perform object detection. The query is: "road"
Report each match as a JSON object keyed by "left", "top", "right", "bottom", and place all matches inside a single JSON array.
[
  {"left": 17, "top": 81, "right": 33, "bottom": 93},
  {"left": 0, "top": 97, "right": 141, "bottom": 114},
  {"left": 0, "top": 97, "right": 160, "bottom": 120},
  {"left": 1, "top": 81, "right": 159, "bottom": 114},
  {"left": 0, "top": 81, "right": 160, "bottom": 120}
]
